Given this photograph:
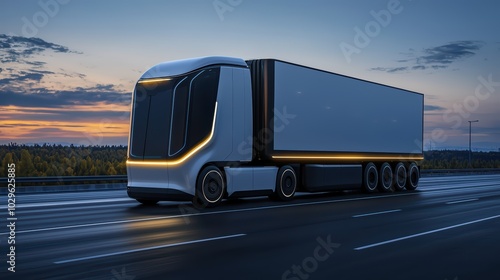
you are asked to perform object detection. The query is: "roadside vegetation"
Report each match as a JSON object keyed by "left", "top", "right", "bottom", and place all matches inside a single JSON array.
[{"left": 0, "top": 143, "right": 126, "bottom": 177}]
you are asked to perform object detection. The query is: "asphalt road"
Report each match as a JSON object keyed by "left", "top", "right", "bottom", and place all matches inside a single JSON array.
[{"left": 1, "top": 174, "right": 500, "bottom": 280}]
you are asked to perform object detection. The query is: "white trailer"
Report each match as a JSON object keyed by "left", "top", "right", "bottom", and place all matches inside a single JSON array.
[{"left": 126, "top": 57, "right": 423, "bottom": 207}]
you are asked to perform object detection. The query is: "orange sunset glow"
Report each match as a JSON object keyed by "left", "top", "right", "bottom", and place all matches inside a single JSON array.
[
  {"left": 0, "top": 96, "right": 131, "bottom": 145},
  {"left": 0, "top": 34, "right": 133, "bottom": 145}
]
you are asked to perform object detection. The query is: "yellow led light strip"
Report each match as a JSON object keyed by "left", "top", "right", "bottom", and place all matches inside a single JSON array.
[
  {"left": 127, "top": 102, "right": 218, "bottom": 167},
  {"left": 272, "top": 155, "right": 424, "bottom": 161},
  {"left": 137, "top": 77, "right": 171, "bottom": 84}
]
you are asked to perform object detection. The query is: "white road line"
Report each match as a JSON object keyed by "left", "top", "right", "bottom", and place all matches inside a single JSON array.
[
  {"left": 54, "top": 233, "right": 246, "bottom": 264},
  {"left": 354, "top": 214, "right": 500, "bottom": 251},
  {"left": 0, "top": 192, "right": 418, "bottom": 235},
  {"left": 352, "top": 209, "right": 401, "bottom": 218},
  {"left": 446, "top": 198, "right": 479, "bottom": 205}
]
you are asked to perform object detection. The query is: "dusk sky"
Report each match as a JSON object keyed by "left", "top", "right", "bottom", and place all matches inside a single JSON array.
[{"left": 1, "top": 0, "right": 499, "bottom": 150}]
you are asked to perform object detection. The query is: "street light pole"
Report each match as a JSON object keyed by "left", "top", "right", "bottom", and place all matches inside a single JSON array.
[{"left": 468, "top": 120, "right": 479, "bottom": 168}]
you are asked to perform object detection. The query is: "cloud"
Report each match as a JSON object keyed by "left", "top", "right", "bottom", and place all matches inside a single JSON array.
[
  {"left": 370, "top": 66, "right": 408, "bottom": 73},
  {"left": 0, "top": 34, "right": 88, "bottom": 93},
  {"left": 418, "top": 41, "right": 483, "bottom": 65},
  {"left": 28, "top": 69, "right": 55, "bottom": 75},
  {"left": 25, "top": 61, "right": 47, "bottom": 67},
  {"left": 17, "top": 127, "right": 73, "bottom": 139},
  {"left": 75, "top": 84, "right": 118, "bottom": 92},
  {"left": 0, "top": 71, "right": 46, "bottom": 84},
  {"left": 372, "top": 41, "right": 484, "bottom": 73},
  {"left": 0, "top": 122, "right": 85, "bottom": 128},
  {"left": 0, "top": 89, "right": 130, "bottom": 108},
  {"left": 0, "top": 34, "right": 79, "bottom": 63},
  {"left": 424, "top": 105, "right": 445, "bottom": 111},
  {"left": 0, "top": 88, "right": 131, "bottom": 125}
]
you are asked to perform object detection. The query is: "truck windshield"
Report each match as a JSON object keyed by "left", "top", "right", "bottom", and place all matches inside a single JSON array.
[{"left": 129, "top": 67, "right": 220, "bottom": 160}]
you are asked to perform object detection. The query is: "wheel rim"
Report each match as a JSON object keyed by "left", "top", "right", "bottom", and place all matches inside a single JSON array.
[
  {"left": 382, "top": 165, "right": 392, "bottom": 189},
  {"left": 280, "top": 169, "right": 296, "bottom": 197},
  {"left": 366, "top": 165, "right": 378, "bottom": 191},
  {"left": 202, "top": 170, "right": 224, "bottom": 203},
  {"left": 396, "top": 164, "right": 406, "bottom": 189},
  {"left": 409, "top": 165, "right": 419, "bottom": 188}
]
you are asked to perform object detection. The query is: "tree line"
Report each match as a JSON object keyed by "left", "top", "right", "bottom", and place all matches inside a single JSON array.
[
  {"left": 0, "top": 143, "right": 126, "bottom": 177},
  {"left": 420, "top": 150, "right": 500, "bottom": 169},
  {"left": 1, "top": 144, "right": 499, "bottom": 177}
]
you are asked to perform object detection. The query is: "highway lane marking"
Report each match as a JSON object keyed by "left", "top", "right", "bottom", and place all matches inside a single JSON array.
[
  {"left": 352, "top": 209, "right": 401, "bottom": 218},
  {"left": 0, "top": 192, "right": 419, "bottom": 235},
  {"left": 446, "top": 198, "right": 479, "bottom": 205},
  {"left": 3, "top": 182, "right": 498, "bottom": 236},
  {"left": 354, "top": 214, "right": 500, "bottom": 251},
  {"left": 54, "top": 233, "right": 246, "bottom": 264}
]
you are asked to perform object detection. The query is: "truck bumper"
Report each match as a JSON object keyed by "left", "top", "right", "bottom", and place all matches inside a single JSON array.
[
  {"left": 127, "top": 186, "right": 193, "bottom": 201},
  {"left": 126, "top": 161, "right": 197, "bottom": 202}
]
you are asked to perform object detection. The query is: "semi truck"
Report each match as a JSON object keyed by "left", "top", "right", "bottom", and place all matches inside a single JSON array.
[{"left": 126, "top": 56, "right": 423, "bottom": 207}]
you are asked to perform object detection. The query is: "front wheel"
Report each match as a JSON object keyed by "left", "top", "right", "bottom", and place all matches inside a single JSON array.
[
  {"left": 274, "top": 166, "right": 297, "bottom": 201},
  {"left": 193, "top": 166, "right": 225, "bottom": 208}
]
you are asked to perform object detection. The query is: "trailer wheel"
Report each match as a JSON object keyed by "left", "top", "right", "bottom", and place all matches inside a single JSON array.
[
  {"left": 193, "top": 166, "right": 225, "bottom": 208},
  {"left": 378, "top": 162, "right": 393, "bottom": 192},
  {"left": 363, "top": 163, "right": 378, "bottom": 193},
  {"left": 136, "top": 199, "right": 158, "bottom": 205},
  {"left": 406, "top": 162, "right": 419, "bottom": 190},
  {"left": 393, "top": 162, "right": 407, "bottom": 191},
  {"left": 275, "top": 166, "right": 296, "bottom": 201}
]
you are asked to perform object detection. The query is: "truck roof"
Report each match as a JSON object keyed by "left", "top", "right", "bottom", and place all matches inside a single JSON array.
[{"left": 140, "top": 56, "right": 247, "bottom": 79}]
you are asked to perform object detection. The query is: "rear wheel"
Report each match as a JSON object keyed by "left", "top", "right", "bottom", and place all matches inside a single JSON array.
[
  {"left": 378, "top": 162, "right": 393, "bottom": 192},
  {"left": 406, "top": 162, "right": 420, "bottom": 190},
  {"left": 363, "top": 162, "right": 378, "bottom": 193},
  {"left": 274, "top": 166, "right": 297, "bottom": 201},
  {"left": 193, "top": 165, "right": 225, "bottom": 208},
  {"left": 136, "top": 199, "right": 158, "bottom": 205},
  {"left": 393, "top": 162, "right": 407, "bottom": 191}
]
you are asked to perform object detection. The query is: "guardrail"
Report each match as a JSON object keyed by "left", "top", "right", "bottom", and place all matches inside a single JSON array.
[
  {"left": 0, "top": 175, "right": 128, "bottom": 194},
  {"left": 8, "top": 175, "right": 127, "bottom": 184},
  {"left": 421, "top": 168, "right": 500, "bottom": 175}
]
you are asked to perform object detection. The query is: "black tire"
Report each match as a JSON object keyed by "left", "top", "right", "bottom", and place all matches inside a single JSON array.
[
  {"left": 378, "top": 162, "right": 394, "bottom": 192},
  {"left": 393, "top": 162, "right": 407, "bottom": 191},
  {"left": 136, "top": 199, "right": 158, "bottom": 205},
  {"left": 193, "top": 166, "right": 225, "bottom": 208},
  {"left": 406, "top": 162, "right": 420, "bottom": 190},
  {"left": 275, "top": 166, "right": 297, "bottom": 201},
  {"left": 363, "top": 162, "right": 378, "bottom": 193}
]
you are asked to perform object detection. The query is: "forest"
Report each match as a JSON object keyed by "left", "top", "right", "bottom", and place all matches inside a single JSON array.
[
  {"left": 0, "top": 143, "right": 499, "bottom": 177},
  {"left": 0, "top": 143, "right": 126, "bottom": 177},
  {"left": 420, "top": 149, "right": 500, "bottom": 169}
]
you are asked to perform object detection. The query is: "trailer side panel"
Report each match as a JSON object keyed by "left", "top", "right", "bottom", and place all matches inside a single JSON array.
[{"left": 269, "top": 60, "right": 423, "bottom": 156}]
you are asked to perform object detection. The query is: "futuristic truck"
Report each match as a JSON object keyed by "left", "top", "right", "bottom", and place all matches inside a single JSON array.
[{"left": 126, "top": 56, "right": 423, "bottom": 207}]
